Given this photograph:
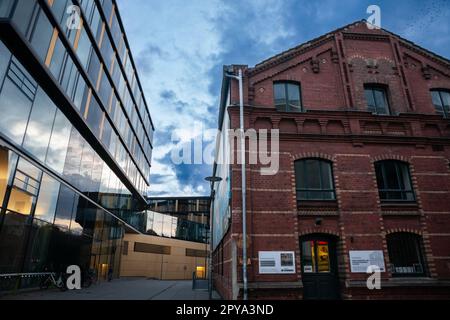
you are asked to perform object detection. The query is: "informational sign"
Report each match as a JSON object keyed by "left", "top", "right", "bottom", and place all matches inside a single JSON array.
[
  {"left": 349, "top": 251, "right": 386, "bottom": 273},
  {"left": 259, "top": 251, "right": 296, "bottom": 274}
]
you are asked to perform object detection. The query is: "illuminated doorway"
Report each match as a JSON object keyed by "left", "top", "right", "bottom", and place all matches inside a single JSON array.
[{"left": 300, "top": 234, "right": 340, "bottom": 300}]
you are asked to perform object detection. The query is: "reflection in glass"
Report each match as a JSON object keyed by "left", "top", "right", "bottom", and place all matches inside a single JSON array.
[
  {"left": 0, "top": 78, "right": 34, "bottom": 145},
  {"left": 0, "top": 211, "right": 31, "bottom": 273},
  {"left": 34, "top": 174, "right": 60, "bottom": 224},
  {"left": 0, "top": 147, "right": 16, "bottom": 207},
  {"left": 29, "top": 9, "right": 53, "bottom": 62},
  {"left": 8, "top": 188, "right": 34, "bottom": 215},
  {"left": 46, "top": 110, "right": 72, "bottom": 174},
  {"left": 23, "top": 88, "right": 57, "bottom": 162},
  {"left": 12, "top": 0, "right": 36, "bottom": 35}
]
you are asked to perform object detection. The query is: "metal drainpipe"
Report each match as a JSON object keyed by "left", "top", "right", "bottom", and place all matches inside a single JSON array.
[{"left": 237, "top": 69, "right": 248, "bottom": 301}]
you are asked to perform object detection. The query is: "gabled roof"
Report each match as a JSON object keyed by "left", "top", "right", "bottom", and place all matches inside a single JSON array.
[{"left": 248, "top": 19, "right": 450, "bottom": 75}]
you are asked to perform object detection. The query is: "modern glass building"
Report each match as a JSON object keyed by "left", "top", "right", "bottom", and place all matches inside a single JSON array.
[
  {"left": 0, "top": 0, "right": 154, "bottom": 290},
  {"left": 146, "top": 197, "right": 211, "bottom": 243}
]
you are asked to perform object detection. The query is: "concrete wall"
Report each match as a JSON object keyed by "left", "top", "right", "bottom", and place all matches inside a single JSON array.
[{"left": 120, "top": 234, "right": 208, "bottom": 280}]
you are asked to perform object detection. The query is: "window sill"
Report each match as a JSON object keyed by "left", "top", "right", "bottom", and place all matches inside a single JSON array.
[
  {"left": 380, "top": 202, "right": 420, "bottom": 216},
  {"left": 346, "top": 278, "right": 450, "bottom": 288}
]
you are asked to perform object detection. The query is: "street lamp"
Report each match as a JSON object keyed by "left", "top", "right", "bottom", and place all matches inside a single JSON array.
[
  {"left": 224, "top": 69, "right": 248, "bottom": 300},
  {"left": 205, "top": 176, "right": 222, "bottom": 300}
]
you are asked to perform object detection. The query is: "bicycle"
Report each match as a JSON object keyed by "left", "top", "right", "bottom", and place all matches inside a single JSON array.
[{"left": 39, "top": 273, "right": 68, "bottom": 292}]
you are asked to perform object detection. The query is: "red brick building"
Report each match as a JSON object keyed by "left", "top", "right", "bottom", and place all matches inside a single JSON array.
[{"left": 210, "top": 21, "right": 450, "bottom": 300}]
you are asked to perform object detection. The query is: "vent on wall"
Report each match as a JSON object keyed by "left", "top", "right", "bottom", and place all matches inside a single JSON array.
[
  {"left": 186, "top": 249, "right": 208, "bottom": 258},
  {"left": 134, "top": 242, "right": 171, "bottom": 255}
]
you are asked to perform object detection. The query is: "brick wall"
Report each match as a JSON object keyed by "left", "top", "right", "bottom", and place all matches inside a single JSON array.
[{"left": 213, "top": 21, "right": 450, "bottom": 300}]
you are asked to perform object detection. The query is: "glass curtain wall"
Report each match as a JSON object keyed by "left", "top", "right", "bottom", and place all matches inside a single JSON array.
[{"left": 0, "top": 147, "right": 124, "bottom": 290}]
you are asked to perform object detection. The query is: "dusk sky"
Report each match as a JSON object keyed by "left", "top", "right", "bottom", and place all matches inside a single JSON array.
[{"left": 116, "top": 0, "right": 450, "bottom": 197}]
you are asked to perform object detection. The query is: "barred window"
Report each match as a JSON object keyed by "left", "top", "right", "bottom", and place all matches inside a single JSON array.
[{"left": 387, "top": 233, "right": 426, "bottom": 277}]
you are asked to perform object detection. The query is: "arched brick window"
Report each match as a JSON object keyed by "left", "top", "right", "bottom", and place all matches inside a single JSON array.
[
  {"left": 374, "top": 160, "right": 415, "bottom": 202},
  {"left": 387, "top": 232, "right": 426, "bottom": 277},
  {"left": 295, "top": 159, "right": 335, "bottom": 201}
]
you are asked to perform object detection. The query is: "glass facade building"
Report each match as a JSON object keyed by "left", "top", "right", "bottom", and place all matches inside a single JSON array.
[
  {"left": 146, "top": 197, "right": 211, "bottom": 244},
  {"left": 0, "top": 0, "right": 154, "bottom": 290}
]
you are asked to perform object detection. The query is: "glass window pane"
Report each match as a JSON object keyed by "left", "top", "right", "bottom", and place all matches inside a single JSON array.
[
  {"left": 305, "top": 160, "right": 321, "bottom": 189},
  {"left": 98, "top": 69, "right": 112, "bottom": 107},
  {"left": 46, "top": 110, "right": 72, "bottom": 174},
  {"left": 50, "top": 0, "right": 68, "bottom": 25},
  {"left": 49, "top": 37, "right": 66, "bottom": 80},
  {"left": 17, "top": 157, "right": 41, "bottom": 181},
  {"left": 0, "top": 147, "right": 17, "bottom": 207},
  {"left": 374, "top": 89, "right": 388, "bottom": 115},
  {"left": 87, "top": 51, "right": 101, "bottom": 85},
  {"left": 73, "top": 75, "right": 88, "bottom": 112},
  {"left": 34, "top": 173, "right": 60, "bottom": 223},
  {"left": 86, "top": 97, "right": 104, "bottom": 137},
  {"left": 384, "top": 162, "right": 400, "bottom": 189},
  {"left": 54, "top": 185, "right": 75, "bottom": 231},
  {"left": 295, "top": 161, "right": 305, "bottom": 189},
  {"left": 23, "top": 88, "right": 57, "bottom": 162},
  {"left": 320, "top": 161, "right": 332, "bottom": 189},
  {"left": 12, "top": 0, "right": 36, "bottom": 35},
  {"left": 30, "top": 10, "right": 54, "bottom": 62},
  {"left": 76, "top": 28, "right": 92, "bottom": 69},
  {"left": 0, "top": 210, "right": 31, "bottom": 273},
  {"left": 365, "top": 88, "right": 376, "bottom": 113},
  {"left": 431, "top": 91, "right": 443, "bottom": 112},
  {"left": 316, "top": 241, "right": 331, "bottom": 273},
  {"left": 7, "top": 187, "right": 34, "bottom": 215},
  {"left": 274, "top": 83, "right": 286, "bottom": 109},
  {"left": 0, "top": 78, "right": 34, "bottom": 145},
  {"left": 287, "top": 83, "right": 301, "bottom": 110},
  {"left": 0, "top": 40, "right": 11, "bottom": 82},
  {"left": 0, "top": 0, "right": 15, "bottom": 18},
  {"left": 302, "top": 241, "right": 316, "bottom": 273}
]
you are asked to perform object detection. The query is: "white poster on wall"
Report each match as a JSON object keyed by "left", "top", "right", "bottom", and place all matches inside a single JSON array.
[
  {"left": 349, "top": 251, "right": 386, "bottom": 273},
  {"left": 258, "top": 251, "right": 296, "bottom": 274}
]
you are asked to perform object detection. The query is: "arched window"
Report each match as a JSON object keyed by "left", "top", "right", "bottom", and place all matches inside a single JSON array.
[
  {"left": 375, "top": 160, "right": 415, "bottom": 202},
  {"left": 387, "top": 233, "right": 426, "bottom": 277},
  {"left": 364, "top": 84, "right": 390, "bottom": 115},
  {"left": 295, "top": 159, "right": 335, "bottom": 201},
  {"left": 273, "top": 82, "right": 302, "bottom": 112},
  {"left": 430, "top": 89, "right": 450, "bottom": 118}
]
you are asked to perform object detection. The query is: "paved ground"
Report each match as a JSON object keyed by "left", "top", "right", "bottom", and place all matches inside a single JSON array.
[{"left": 1, "top": 278, "right": 215, "bottom": 300}]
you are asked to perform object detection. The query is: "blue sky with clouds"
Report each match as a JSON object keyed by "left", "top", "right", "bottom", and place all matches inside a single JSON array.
[{"left": 116, "top": 0, "right": 450, "bottom": 197}]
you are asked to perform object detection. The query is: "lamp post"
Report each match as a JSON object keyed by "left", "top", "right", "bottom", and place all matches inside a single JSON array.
[
  {"left": 225, "top": 69, "right": 247, "bottom": 300},
  {"left": 205, "top": 176, "right": 222, "bottom": 300}
]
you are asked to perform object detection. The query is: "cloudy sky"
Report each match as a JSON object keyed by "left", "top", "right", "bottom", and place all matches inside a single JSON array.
[{"left": 116, "top": 0, "right": 450, "bottom": 197}]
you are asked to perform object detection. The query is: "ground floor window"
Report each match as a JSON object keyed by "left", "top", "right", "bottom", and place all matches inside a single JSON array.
[{"left": 387, "top": 232, "right": 426, "bottom": 277}]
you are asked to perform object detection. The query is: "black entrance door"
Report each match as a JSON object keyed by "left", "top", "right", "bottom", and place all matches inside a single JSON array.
[{"left": 300, "top": 235, "right": 340, "bottom": 300}]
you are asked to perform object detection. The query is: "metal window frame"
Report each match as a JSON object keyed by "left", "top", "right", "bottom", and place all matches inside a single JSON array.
[
  {"left": 273, "top": 81, "right": 303, "bottom": 112},
  {"left": 295, "top": 159, "right": 336, "bottom": 201}
]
